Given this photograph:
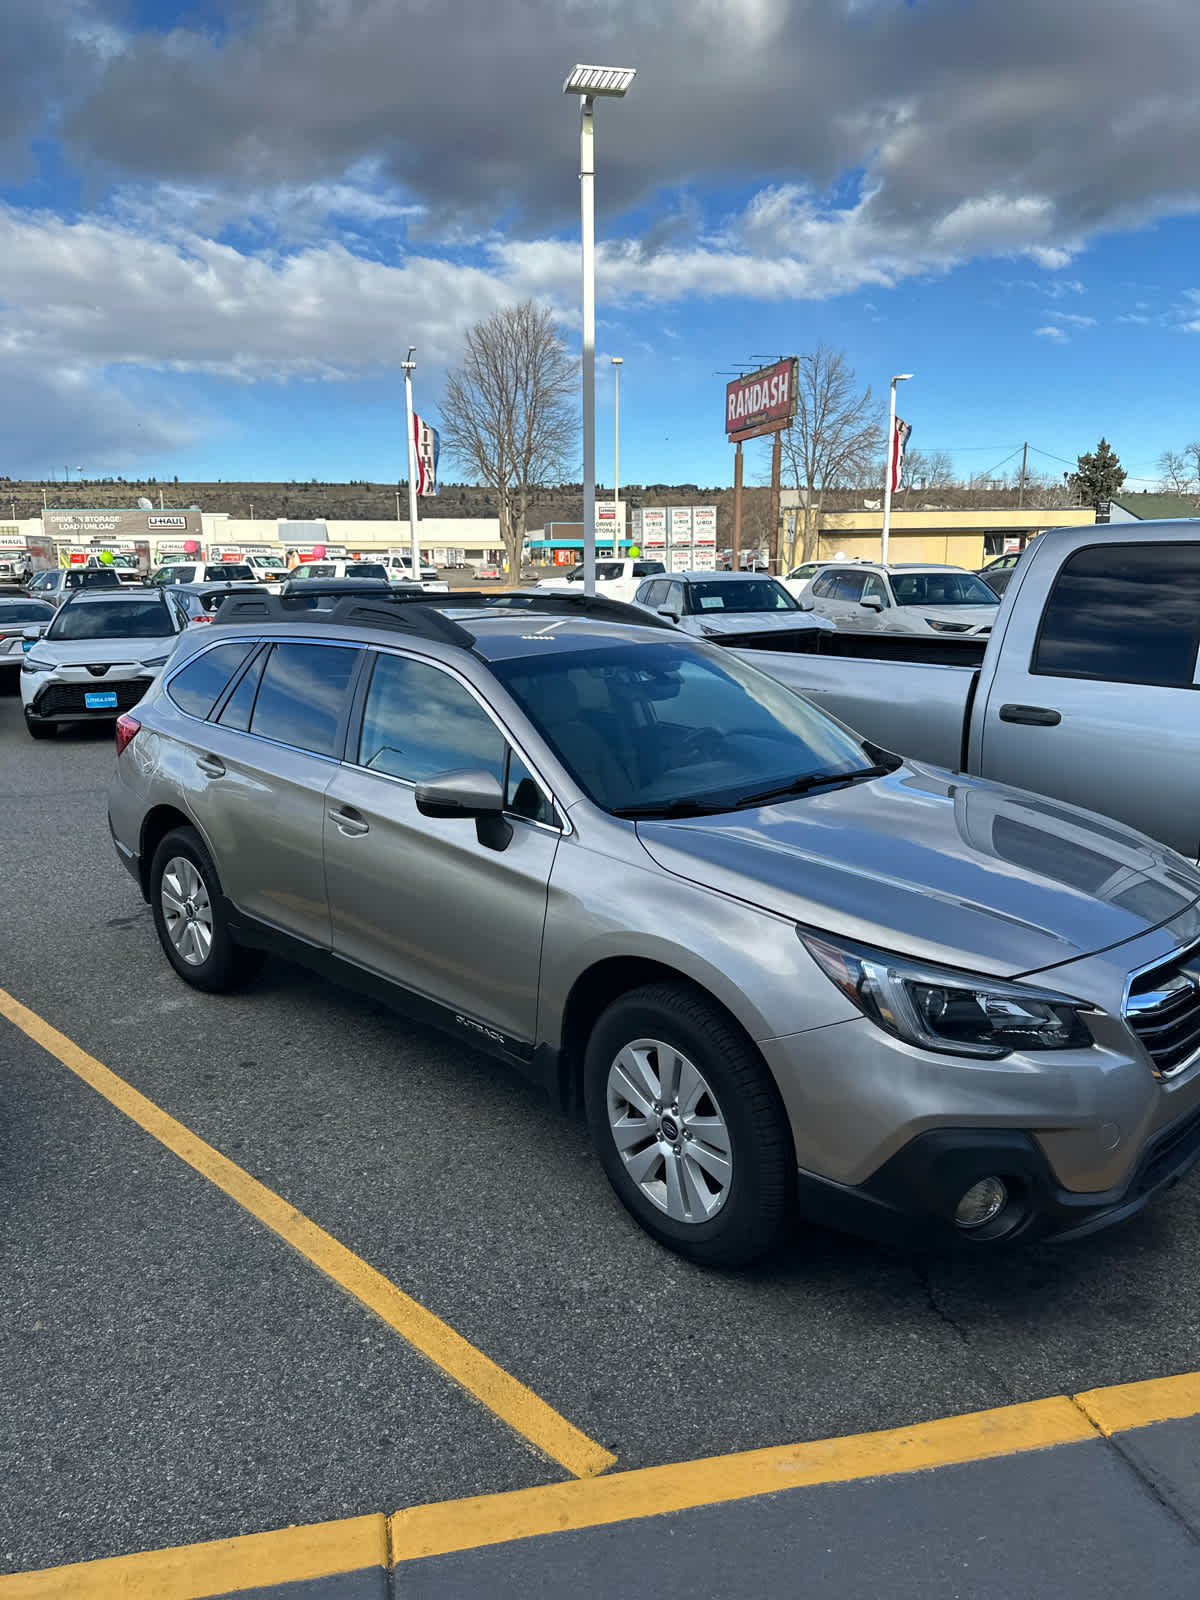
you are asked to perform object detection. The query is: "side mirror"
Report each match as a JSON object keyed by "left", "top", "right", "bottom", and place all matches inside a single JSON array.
[
  {"left": 22, "top": 625, "right": 45, "bottom": 642},
  {"left": 415, "top": 768, "right": 511, "bottom": 850},
  {"left": 859, "top": 595, "right": 884, "bottom": 612},
  {"left": 657, "top": 606, "right": 681, "bottom": 623},
  {"left": 795, "top": 594, "right": 815, "bottom": 611}
]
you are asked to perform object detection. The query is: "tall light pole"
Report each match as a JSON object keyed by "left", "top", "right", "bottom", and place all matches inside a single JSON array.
[
  {"left": 401, "top": 345, "right": 423, "bottom": 583},
  {"left": 611, "top": 355, "right": 623, "bottom": 553},
  {"left": 564, "top": 65, "right": 636, "bottom": 594},
  {"left": 881, "top": 372, "right": 913, "bottom": 565}
]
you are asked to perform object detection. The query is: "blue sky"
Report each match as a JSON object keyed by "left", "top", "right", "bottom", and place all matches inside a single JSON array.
[{"left": 1, "top": 0, "right": 1198, "bottom": 493}]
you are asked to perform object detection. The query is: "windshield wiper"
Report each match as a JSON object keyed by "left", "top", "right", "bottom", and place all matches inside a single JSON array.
[
  {"left": 610, "top": 796, "right": 738, "bottom": 820},
  {"left": 734, "top": 764, "right": 894, "bottom": 808}
]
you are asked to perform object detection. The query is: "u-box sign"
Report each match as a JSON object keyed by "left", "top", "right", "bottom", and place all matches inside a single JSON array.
[{"left": 725, "top": 358, "right": 798, "bottom": 441}]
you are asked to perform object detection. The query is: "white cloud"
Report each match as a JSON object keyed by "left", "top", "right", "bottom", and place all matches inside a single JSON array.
[
  {"left": 1035, "top": 325, "right": 1068, "bottom": 342},
  {"left": 1050, "top": 311, "right": 1096, "bottom": 327}
]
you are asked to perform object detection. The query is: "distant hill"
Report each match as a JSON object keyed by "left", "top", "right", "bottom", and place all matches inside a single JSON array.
[{"left": 0, "top": 477, "right": 1074, "bottom": 527}]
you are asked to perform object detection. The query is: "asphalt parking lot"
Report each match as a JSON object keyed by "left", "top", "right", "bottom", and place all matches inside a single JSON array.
[{"left": 6, "top": 663, "right": 1200, "bottom": 1582}]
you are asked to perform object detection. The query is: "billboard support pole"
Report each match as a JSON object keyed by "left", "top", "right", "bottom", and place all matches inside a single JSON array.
[
  {"left": 769, "top": 430, "right": 782, "bottom": 574},
  {"left": 732, "top": 441, "right": 743, "bottom": 571}
]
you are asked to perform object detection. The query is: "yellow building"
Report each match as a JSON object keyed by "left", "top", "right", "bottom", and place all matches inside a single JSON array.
[{"left": 778, "top": 500, "right": 1097, "bottom": 568}]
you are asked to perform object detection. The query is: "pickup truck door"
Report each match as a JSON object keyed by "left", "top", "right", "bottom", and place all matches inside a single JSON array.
[{"left": 974, "top": 539, "right": 1200, "bottom": 859}]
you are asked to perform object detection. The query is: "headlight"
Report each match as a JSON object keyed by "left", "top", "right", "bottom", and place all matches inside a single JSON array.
[
  {"left": 21, "top": 655, "right": 55, "bottom": 674},
  {"left": 799, "top": 929, "right": 1093, "bottom": 1058},
  {"left": 139, "top": 653, "right": 170, "bottom": 669},
  {"left": 924, "top": 619, "right": 971, "bottom": 633}
]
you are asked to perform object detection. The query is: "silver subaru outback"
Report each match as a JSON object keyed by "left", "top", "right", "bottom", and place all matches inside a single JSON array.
[{"left": 107, "top": 590, "right": 1200, "bottom": 1266}]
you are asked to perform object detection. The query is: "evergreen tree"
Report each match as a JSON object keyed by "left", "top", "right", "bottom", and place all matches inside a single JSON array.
[{"left": 1068, "top": 438, "right": 1126, "bottom": 520}]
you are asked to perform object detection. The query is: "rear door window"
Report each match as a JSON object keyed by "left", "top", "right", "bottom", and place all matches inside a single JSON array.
[
  {"left": 249, "top": 642, "right": 360, "bottom": 756},
  {"left": 166, "top": 642, "right": 258, "bottom": 720},
  {"left": 1033, "top": 543, "right": 1200, "bottom": 687}
]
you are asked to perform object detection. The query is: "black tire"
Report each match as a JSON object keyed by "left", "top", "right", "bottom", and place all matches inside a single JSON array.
[
  {"left": 584, "top": 981, "right": 795, "bottom": 1268},
  {"left": 150, "top": 826, "right": 265, "bottom": 993},
  {"left": 24, "top": 713, "right": 57, "bottom": 739}
]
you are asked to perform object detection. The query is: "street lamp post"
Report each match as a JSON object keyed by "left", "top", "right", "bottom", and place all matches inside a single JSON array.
[
  {"left": 564, "top": 65, "right": 636, "bottom": 595},
  {"left": 611, "top": 356, "right": 623, "bottom": 554},
  {"left": 880, "top": 373, "right": 913, "bottom": 565}
]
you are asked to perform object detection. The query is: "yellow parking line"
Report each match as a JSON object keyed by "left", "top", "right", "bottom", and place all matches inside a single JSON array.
[
  {"left": 0, "top": 986, "right": 616, "bottom": 1481},
  {"left": 7, "top": 1372, "right": 1200, "bottom": 1594},
  {"left": 389, "top": 1395, "right": 1097, "bottom": 1560},
  {"left": 0, "top": 1515, "right": 387, "bottom": 1600}
]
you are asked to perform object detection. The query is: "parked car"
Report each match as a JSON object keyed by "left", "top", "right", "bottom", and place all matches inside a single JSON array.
[
  {"left": 107, "top": 588, "right": 1200, "bottom": 1266},
  {"left": 378, "top": 554, "right": 451, "bottom": 592},
  {"left": 806, "top": 563, "right": 999, "bottom": 636},
  {"left": 632, "top": 571, "right": 836, "bottom": 644},
  {"left": 780, "top": 557, "right": 863, "bottom": 598},
  {"left": 538, "top": 557, "right": 667, "bottom": 604},
  {"left": 22, "top": 587, "right": 188, "bottom": 738},
  {"left": 733, "top": 520, "right": 1200, "bottom": 861},
  {"left": 0, "top": 597, "right": 55, "bottom": 682},
  {"left": 244, "top": 553, "right": 290, "bottom": 584},
  {"left": 170, "top": 582, "right": 269, "bottom": 625},
  {"left": 151, "top": 562, "right": 260, "bottom": 588},
  {"left": 286, "top": 560, "right": 399, "bottom": 586},
  {"left": 977, "top": 551, "right": 1025, "bottom": 597},
  {"left": 25, "top": 567, "right": 125, "bottom": 608}
]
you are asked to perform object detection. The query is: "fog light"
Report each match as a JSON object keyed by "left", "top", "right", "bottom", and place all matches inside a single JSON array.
[{"left": 954, "top": 1177, "right": 1008, "bottom": 1230}]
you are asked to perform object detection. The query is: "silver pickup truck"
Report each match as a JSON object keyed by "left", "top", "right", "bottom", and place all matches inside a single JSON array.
[{"left": 737, "top": 519, "right": 1200, "bottom": 859}]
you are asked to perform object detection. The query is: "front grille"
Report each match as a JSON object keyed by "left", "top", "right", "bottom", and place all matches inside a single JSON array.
[
  {"left": 35, "top": 676, "right": 152, "bottom": 716},
  {"left": 1125, "top": 943, "right": 1200, "bottom": 1077}
]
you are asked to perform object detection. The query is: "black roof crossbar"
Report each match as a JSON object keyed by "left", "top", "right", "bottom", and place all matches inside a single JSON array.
[
  {"left": 209, "top": 584, "right": 674, "bottom": 645},
  {"left": 360, "top": 587, "right": 677, "bottom": 631}
]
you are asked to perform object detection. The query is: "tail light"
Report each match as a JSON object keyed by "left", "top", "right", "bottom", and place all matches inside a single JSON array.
[{"left": 115, "top": 714, "right": 141, "bottom": 757}]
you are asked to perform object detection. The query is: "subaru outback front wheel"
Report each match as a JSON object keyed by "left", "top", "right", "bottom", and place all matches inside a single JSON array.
[
  {"left": 150, "top": 826, "right": 265, "bottom": 993},
  {"left": 584, "top": 981, "right": 795, "bottom": 1267}
]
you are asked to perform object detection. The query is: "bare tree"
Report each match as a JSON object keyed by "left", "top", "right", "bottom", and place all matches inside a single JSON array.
[
  {"left": 778, "top": 346, "right": 882, "bottom": 566},
  {"left": 439, "top": 302, "right": 577, "bottom": 575},
  {"left": 901, "top": 449, "right": 957, "bottom": 501},
  {"left": 1158, "top": 448, "right": 1195, "bottom": 495}
]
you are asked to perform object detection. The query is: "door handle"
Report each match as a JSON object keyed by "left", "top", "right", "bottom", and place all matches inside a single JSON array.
[
  {"left": 998, "top": 703, "right": 1061, "bottom": 727},
  {"left": 328, "top": 807, "right": 370, "bottom": 837},
  {"left": 196, "top": 755, "right": 226, "bottom": 777}
]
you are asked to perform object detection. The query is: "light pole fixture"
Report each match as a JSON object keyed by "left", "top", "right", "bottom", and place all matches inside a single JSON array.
[
  {"left": 881, "top": 372, "right": 913, "bottom": 565},
  {"left": 401, "top": 345, "right": 423, "bottom": 583},
  {"left": 564, "top": 63, "right": 636, "bottom": 595},
  {"left": 611, "top": 356, "right": 623, "bottom": 555}
]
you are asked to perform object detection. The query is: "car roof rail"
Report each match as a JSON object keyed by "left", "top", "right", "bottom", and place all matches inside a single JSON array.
[
  {"left": 210, "top": 588, "right": 477, "bottom": 648},
  {"left": 393, "top": 588, "right": 678, "bottom": 630}
]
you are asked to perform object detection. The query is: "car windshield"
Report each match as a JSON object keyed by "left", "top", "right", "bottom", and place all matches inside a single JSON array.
[
  {"left": 493, "top": 640, "right": 877, "bottom": 815},
  {"left": 686, "top": 579, "right": 799, "bottom": 614},
  {"left": 48, "top": 599, "right": 176, "bottom": 640},
  {"left": 65, "top": 569, "right": 121, "bottom": 589},
  {"left": 253, "top": 556, "right": 286, "bottom": 569},
  {"left": 889, "top": 572, "right": 999, "bottom": 607},
  {"left": 565, "top": 562, "right": 624, "bottom": 582}
]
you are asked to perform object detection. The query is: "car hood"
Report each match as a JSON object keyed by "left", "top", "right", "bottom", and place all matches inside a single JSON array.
[
  {"left": 901, "top": 604, "right": 997, "bottom": 629},
  {"left": 689, "top": 612, "right": 834, "bottom": 637},
  {"left": 635, "top": 763, "right": 1200, "bottom": 979},
  {"left": 38, "top": 635, "right": 176, "bottom": 665}
]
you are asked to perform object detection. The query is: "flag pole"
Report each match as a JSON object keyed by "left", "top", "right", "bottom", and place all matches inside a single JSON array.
[{"left": 402, "top": 347, "right": 423, "bottom": 584}]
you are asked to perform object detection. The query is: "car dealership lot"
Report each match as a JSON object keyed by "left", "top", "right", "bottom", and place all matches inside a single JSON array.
[{"left": 6, "top": 685, "right": 1200, "bottom": 1578}]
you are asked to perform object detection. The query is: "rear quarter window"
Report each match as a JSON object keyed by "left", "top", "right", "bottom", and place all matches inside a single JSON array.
[{"left": 166, "top": 642, "right": 258, "bottom": 719}]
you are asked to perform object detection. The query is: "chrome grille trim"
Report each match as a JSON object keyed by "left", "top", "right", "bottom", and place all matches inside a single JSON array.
[{"left": 1125, "top": 942, "right": 1200, "bottom": 1078}]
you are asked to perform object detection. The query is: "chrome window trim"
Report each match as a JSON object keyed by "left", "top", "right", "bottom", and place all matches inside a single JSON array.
[{"left": 358, "top": 642, "right": 570, "bottom": 836}]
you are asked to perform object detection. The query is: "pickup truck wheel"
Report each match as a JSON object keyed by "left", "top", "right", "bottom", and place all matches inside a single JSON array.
[
  {"left": 584, "top": 982, "right": 795, "bottom": 1267},
  {"left": 150, "top": 826, "right": 265, "bottom": 993}
]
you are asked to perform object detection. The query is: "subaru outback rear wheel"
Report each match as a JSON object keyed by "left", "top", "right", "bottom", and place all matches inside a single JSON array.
[
  {"left": 150, "top": 826, "right": 265, "bottom": 993},
  {"left": 584, "top": 981, "right": 795, "bottom": 1267}
]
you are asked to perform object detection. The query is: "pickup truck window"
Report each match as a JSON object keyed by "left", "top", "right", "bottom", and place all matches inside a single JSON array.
[
  {"left": 1033, "top": 543, "right": 1200, "bottom": 688},
  {"left": 632, "top": 561, "right": 666, "bottom": 578},
  {"left": 813, "top": 570, "right": 866, "bottom": 602}
]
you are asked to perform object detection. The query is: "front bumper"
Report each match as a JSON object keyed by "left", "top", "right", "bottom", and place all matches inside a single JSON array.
[
  {"left": 792, "top": 1108, "right": 1200, "bottom": 1248},
  {"left": 24, "top": 673, "right": 154, "bottom": 722}
]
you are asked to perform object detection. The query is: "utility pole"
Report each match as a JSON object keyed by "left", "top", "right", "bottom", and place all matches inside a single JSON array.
[
  {"left": 731, "top": 442, "right": 743, "bottom": 571},
  {"left": 1017, "top": 441, "right": 1029, "bottom": 509},
  {"left": 769, "top": 430, "right": 782, "bottom": 573}
]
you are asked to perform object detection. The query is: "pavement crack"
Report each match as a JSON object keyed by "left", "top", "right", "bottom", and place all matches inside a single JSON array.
[{"left": 911, "top": 1258, "right": 1019, "bottom": 1403}]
